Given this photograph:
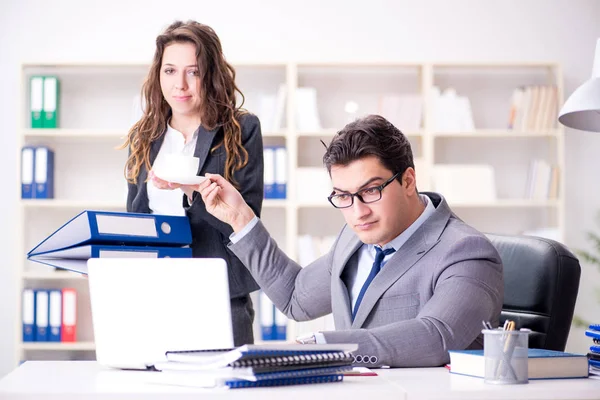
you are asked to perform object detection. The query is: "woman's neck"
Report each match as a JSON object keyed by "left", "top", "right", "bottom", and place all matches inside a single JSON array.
[{"left": 169, "top": 115, "right": 201, "bottom": 143}]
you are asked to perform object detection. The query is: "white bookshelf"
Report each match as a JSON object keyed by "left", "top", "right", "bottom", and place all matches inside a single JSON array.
[
  {"left": 15, "top": 61, "right": 565, "bottom": 365},
  {"left": 21, "top": 341, "right": 96, "bottom": 351}
]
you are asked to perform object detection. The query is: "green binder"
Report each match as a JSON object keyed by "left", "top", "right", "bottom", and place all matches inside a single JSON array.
[
  {"left": 30, "top": 76, "right": 44, "bottom": 128},
  {"left": 42, "top": 76, "right": 59, "bottom": 128}
]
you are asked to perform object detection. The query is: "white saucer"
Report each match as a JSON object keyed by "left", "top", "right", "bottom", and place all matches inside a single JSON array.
[{"left": 153, "top": 170, "right": 207, "bottom": 185}]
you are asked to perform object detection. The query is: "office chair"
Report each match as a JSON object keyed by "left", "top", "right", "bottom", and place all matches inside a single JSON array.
[{"left": 486, "top": 233, "right": 581, "bottom": 351}]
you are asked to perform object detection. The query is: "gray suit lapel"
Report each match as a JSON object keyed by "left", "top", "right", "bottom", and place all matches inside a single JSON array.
[
  {"left": 332, "top": 231, "right": 362, "bottom": 330},
  {"left": 351, "top": 193, "right": 452, "bottom": 328}
]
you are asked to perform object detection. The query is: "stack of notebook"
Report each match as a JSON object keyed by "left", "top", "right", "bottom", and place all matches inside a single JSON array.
[
  {"left": 585, "top": 324, "right": 600, "bottom": 377},
  {"left": 152, "top": 343, "right": 358, "bottom": 389},
  {"left": 27, "top": 210, "right": 193, "bottom": 274}
]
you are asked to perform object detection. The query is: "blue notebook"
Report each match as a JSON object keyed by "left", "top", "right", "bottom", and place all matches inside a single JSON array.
[
  {"left": 448, "top": 348, "right": 589, "bottom": 379},
  {"left": 589, "top": 324, "right": 600, "bottom": 331},
  {"left": 226, "top": 374, "right": 344, "bottom": 389},
  {"left": 28, "top": 210, "right": 192, "bottom": 257}
]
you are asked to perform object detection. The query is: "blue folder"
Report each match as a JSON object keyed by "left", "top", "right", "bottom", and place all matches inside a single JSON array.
[
  {"left": 29, "top": 245, "right": 193, "bottom": 275},
  {"left": 34, "top": 147, "right": 54, "bottom": 199},
  {"left": 28, "top": 210, "right": 192, "bottom": 257}
]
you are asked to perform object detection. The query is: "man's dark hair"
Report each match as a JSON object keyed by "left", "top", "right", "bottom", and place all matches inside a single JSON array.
[{"left": 322, "top": 115, "right": 414, "bottom": 181}]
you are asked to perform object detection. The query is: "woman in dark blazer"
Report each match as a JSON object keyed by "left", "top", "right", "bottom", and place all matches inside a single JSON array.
[{"left": 122, "top": 20, "right": 262, "bottom": 346}]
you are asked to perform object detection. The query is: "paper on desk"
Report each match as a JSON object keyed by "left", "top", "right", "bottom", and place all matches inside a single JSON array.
[{"left": 343, "top": 367, "right": 378, "bottom": 376}]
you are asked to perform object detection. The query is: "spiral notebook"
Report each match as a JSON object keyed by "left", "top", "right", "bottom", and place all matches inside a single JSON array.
[
  {"left": 161, "top": 343, "right": 358, "bottom": 370},
  {"left": 152, "top": 343, "right": 357, "bottom": 388}
]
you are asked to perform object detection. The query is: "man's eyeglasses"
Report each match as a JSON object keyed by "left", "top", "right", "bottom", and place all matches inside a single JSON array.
[{"left": 327, "top": 172, "right": 400, "bottom": 209}]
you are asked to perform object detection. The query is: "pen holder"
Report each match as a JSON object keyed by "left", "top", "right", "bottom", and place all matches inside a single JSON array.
[{"left": 483, "top": 329, "right": 529, "bottom": 385}]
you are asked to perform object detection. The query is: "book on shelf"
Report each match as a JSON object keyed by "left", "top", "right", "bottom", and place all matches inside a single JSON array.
[
  {"left": 151, "top": 343, "right": 357, "bottom": 389},
  {"left": 507, "top": 85, "right": 558, "bottom": 131},
  {"left": 448, "top": 348, "right": 589, "bottom": 379},
  {"left": 22, "top": 287, "right": 78, "bottom": 343},
  {"left": 20, "top": 146, "right": 55, "bottom": 199},
  {"left": 30, "top": 75, "right": 60, "bottom": 128}
]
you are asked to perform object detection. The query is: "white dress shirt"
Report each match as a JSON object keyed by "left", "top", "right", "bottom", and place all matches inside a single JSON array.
[{"left": 147, "top": 123, "right": 198, "bottom": 216}]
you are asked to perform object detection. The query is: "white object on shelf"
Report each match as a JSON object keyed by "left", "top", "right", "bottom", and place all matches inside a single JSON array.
[
  {"left": 295, "top": 168, "right": 331, "bottom": 203},
  {"left": 295, "top": 87, "right": 322, "bottom": 132},
  {"left": 431, "top": 164, "right": 497, "bottom": 204}
]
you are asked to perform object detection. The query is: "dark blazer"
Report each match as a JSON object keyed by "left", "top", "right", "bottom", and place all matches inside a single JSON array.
[{"left": 127, "top": 113, "right": 262, "bottom": 299}]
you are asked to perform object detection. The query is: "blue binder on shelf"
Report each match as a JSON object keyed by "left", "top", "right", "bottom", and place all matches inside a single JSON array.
[
  {"left": 259, "top": 291, "right": 275, "bottom": 341},
  {"left": 21, "top": 147, "right": 35, "bottom": 199},
  {"left": 34, "top": 147, "right": 54, "bottom": 199},
  {"left": 274, "top": 308, "right": 287, "bottom": 341},
  {"left": 273, "top": 146, "right": 287, "bottom": 199},
  {"left": 22, "top": 289, "right": 35, "bottom": 342},
  {"left": 48, "top": 290, "right": 62, "bottom": 342},
  {"left": 34, "top": 290, "right": 49, "bottom": 342},
  {"left": 29, "top": 245, "right": 193, "bottom": 274},
  {"left": 263, "top": 147, "right": 276, "bottom": 199},
  {"left": 27, "top": 210, "right": 193, "bottom": 257}
]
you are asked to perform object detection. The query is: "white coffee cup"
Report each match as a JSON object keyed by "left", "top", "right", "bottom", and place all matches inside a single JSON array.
[{"left": 160, "top": 154, "right": 200, "bottom": 177}]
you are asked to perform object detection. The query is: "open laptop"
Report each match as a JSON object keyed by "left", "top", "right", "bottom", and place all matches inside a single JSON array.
[{"left": 87, "top": 257, "right": 234, "bottom": 370}]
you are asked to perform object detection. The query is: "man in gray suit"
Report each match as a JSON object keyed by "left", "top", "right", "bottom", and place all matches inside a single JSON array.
[{"left": 196, "top": 115, "right": 504, "bottom": 368}]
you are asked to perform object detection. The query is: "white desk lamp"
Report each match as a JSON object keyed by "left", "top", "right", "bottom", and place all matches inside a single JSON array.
[{"left": 558, "top": 38, "right": 600, "bottom": 131}]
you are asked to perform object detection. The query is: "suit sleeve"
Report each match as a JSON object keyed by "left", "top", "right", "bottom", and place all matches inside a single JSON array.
[
  {"left": 184, "top": 114, "right": 264, "bottom": 236},
  {"left": 321, "top": 236, "right": 503, "bottom": 368},
  {"left": 228, "top": 219, "right": 334, "bottom": 320}
]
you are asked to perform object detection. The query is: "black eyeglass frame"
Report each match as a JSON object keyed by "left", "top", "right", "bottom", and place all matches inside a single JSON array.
[{"left": 327, "top": 172, "right": 400, "bottom": 209}]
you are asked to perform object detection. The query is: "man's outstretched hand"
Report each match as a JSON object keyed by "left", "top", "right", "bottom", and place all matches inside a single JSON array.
[{"left": 197, "top": 173, "right": 256, "bottom": 233}]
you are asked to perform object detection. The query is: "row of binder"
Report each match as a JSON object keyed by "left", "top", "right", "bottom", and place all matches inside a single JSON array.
[
  {"left": 21, "top": 146, "right": 54, "bottom": 199},
  {"left": 30, "top": 76, "right": 60, "bottom": 128},
  {"left": 22, "top": 288, "right": 77, "bottom": 342},
  {"left": 264, "top": 146, "right": 287, "bottom": 199},
  {"left": 259, "top": 291, "right": 287, "bottom": 341}
]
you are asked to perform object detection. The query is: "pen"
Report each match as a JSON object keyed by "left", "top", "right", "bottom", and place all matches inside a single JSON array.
[{"left": 494, "top": 320, "right": 518, "bottom": 380}]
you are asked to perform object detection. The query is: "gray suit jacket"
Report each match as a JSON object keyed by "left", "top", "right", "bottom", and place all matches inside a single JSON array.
[{"left": 229, "top": 192, "right": 503, "bottom": 367}]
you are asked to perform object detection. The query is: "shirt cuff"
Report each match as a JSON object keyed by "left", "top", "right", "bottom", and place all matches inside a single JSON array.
[
  {"left": 314, "top": 332, "right": 327, "bottom": 344},
  {"left": 229, "top": 216, "right": 260, "bottom": 244}
]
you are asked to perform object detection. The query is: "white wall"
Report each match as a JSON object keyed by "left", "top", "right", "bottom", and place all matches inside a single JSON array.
[{"left": 1, "top": 0, "right": 600, "bottom": 377}]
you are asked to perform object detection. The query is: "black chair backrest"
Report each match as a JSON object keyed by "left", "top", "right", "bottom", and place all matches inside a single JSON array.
[{"left": 486, "top": 233, "right": 581, "bottom": 351}]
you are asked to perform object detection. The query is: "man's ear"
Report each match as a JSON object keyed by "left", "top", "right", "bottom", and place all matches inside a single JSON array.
[{"left": 403, "top": 167, "right": 417, "bottom": 193}]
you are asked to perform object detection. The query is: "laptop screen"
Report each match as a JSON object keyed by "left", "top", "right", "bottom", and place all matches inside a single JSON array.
[{"left": 87, "top": 257, "right": 234, "bottom": 369}]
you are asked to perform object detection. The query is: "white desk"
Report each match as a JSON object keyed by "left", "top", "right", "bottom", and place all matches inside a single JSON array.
[
  {"left": 379, "top": 367, "right": 600, "bottom": 400},
  {"left": 0, "top": 361, "right": 403, "bottom": 400},
  {"left": 1, "top": 361, "right": 600, "bottom": 400}
]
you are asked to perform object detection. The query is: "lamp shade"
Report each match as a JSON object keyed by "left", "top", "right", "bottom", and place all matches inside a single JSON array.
[{"left": 558, "top": 38, "right": 600, "bottom": 132}]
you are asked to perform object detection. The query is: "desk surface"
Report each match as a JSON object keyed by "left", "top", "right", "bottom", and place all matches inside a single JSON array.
[{"left": 1, "top": 361, "right": 600, "bottom": 400}]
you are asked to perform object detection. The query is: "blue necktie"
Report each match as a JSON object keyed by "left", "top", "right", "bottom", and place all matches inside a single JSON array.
[{"left": 352, "top": 246, "right": 396, "bottom": 321}]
